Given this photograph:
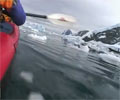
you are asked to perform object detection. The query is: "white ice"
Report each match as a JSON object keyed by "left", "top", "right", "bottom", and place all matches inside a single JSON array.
[
  {"left": 28, "top": 34, "right": 47, "bottom": 43},
  {"left": 99, "top": 53, "right": 120, "bottom": 66},
  {"left": 28, "top": 92, "right": 45, "bottom": 100},
  {"left": 20, "top": 71, "right": 33, "bottom": 83}
]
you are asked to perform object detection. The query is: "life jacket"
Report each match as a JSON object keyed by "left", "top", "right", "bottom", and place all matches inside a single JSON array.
[
  {"left": 0, "top": 13, "right": 12, "bottom": 22},
  {"left": 0, "top": 0, "right": 13, "bottom": 22},
  {"left": 0, "top": 0, "right": 13, "bottom": 9}
]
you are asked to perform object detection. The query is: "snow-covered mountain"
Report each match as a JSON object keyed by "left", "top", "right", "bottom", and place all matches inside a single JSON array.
[
  {"left": 83, "top": 23, "right": 120, "bottom": 44},
  {"left": 62, "top": 23, "right": 120, "bottom": 54}
]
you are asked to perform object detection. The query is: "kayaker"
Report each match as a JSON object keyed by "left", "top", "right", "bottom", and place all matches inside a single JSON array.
[{"left": 0, "top": 0, "right": 26, "bottom": 26}]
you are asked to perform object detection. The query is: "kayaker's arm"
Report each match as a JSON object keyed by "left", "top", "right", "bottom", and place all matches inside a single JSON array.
[{"left": 8, "top": 0, "right": 26, "bottom": 26}]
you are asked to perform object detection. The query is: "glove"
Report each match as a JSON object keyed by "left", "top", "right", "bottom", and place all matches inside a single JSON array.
[{"left": 0, "top": 0, "right": 14, "bottom": 9}]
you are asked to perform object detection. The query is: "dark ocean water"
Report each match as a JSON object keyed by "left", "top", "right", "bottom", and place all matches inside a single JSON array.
[{"left": 1, "top": 17, "right": 120, "bottom": 100}]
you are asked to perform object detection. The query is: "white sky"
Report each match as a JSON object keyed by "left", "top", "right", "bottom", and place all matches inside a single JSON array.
[{"left": 21, "top": 0, "right": 120, "bottom": 29}]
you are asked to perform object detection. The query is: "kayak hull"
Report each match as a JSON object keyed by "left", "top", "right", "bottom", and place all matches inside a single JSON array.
[{"left": 0, "top": 23, "right": 19, "bottom": 81}]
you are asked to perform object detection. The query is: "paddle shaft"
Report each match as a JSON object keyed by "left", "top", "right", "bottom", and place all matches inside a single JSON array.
[{"left": 26, "top": 13, "right": 47, "bottom": 19}]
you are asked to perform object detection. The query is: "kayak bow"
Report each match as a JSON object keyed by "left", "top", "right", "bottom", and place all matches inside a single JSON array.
[{"left": 0, "top": 22, "right": 19, "bottom": 81}]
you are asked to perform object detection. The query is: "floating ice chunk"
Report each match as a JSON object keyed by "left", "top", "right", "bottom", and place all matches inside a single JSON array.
[
  {"left": 20, "top": 71, "right": 33, "bottom": 83},
  {"left": 80, "top": 45, "right": 89, "bottom": 53},
  {"left": 37, "top": 24, "right": 46, "bottom": 33},
  {"left": 62, "top": 35, "right": 89, "bottom": 52},
  {"left": 62, "top": 29, "right": 73, "bottom": 35},
  {"left": 87, "top": 41, "right": 109, "bottom": 53},
  {"left": 28, "top": 34, "right": 47, "bottom": 42},
  {"left": 63, "top": 35, "right": 84, "bottom": 44},
  {"left": 109, "top": 45, "right": 120, "bottom": 53},
  {"left": 24, "top": 22, "right": 46, "bottom": 33},
  {"left": 28, "top": 92, "right": 44, "bottom": 100},
  {"left": 99, "top": 35, "right": 106, "bottom": 39},
  {"left": 81, "top": 31, "right": 93, "bottom": 39},
  {"left": 99, "top": 53, "right": 120, "bottom": 66}
]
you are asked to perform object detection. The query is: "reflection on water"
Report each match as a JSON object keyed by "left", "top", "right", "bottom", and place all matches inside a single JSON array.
[{"left": 1, "top": 17, "right": 120, "bottom": 100}]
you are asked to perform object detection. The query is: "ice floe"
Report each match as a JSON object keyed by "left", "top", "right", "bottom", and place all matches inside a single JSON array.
[
  {"left": 20, "top": 71, "right": 33, "bottom": 83},
  {"left": 28, "top": 92, "right": 44, "bottom": 100}
]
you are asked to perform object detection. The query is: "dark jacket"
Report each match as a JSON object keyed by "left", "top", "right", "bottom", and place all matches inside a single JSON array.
[{"left": 8, "top": 0, "right": 26, "bottom": 26}]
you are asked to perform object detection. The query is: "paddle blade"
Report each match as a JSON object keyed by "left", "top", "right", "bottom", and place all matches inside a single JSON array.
[
  {"left": 49, "top": 19, "right": 75, "bottom": 28},
  {"left": 48, "top": 14, "right": 76, "bottom": 23}
]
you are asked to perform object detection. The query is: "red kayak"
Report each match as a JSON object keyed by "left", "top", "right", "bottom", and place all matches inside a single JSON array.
[{"left": 0, "top": 22, "right": 19, "bottom": 81}]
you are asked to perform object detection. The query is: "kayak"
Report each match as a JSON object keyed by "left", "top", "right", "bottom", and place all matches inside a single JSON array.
[{"left": 0, "top": 22, "right": 19, "bottom": 81}]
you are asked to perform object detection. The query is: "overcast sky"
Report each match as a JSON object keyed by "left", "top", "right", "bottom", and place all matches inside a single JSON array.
[{"left": 21, "top": 0, "right": 120, "bottom": 29}]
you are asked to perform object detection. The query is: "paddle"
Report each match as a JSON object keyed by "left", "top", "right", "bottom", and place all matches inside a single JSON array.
[{"left": 26, "top": 13, "right": 76, "bottom": 23}]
